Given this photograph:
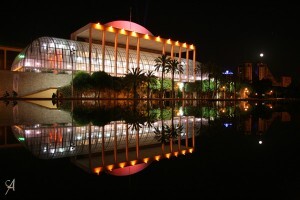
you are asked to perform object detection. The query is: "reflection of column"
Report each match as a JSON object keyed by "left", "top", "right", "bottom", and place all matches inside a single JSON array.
[
  {"left": 136, "top": 128, "right": 139, "bottom": 159},
  {"left": 178, "top": 117, "right": 181, "bottom": 151},
  {"left": 125, "top": 35, "right": 129, "bottom": 73},
  {"left": 185, "top": 117, "right": 189, "bottom": 148},
  {"left": 192, "top": 116, "right": 195, "bottom": 148},
  {"left": 114, "top": 122, "right": 117, "bottom": 162},
  {"left": 101, "top": 126, "right": 105, "bottom": 166},
  {"left": 88, "top": 27, "right": 92, "bottom": 74},
  {"left": 126, "top": 124, "right": 129, "bottom": 161},
  {"left": 88, "top": 123, "right": 92, "bottom": 172}
]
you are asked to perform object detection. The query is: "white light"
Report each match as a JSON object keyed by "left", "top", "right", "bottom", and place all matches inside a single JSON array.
[
  {"left": 259, "top": 140, "right": 263, "bottom": 144},
  {"left": 260, "top": 53, "right": 264, "bottom": 57}
]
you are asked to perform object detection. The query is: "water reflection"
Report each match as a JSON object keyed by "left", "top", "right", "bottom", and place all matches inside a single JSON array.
[{"left": 1, "top": 99, "right": 293, "bottom": 176}]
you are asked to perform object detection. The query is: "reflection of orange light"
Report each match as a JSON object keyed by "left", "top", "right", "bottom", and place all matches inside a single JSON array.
[
  {"left": 174, "top": 152, "right": 179, "bottom": 157},
  {"left": 188, "top": 148, "right": 193, "bottom": 153},
  {"left": 130, "top": 160, "right": 137, "bottom": 166},
  {"left": 154, "top": 155, "right": 161, "bottom": 161},
  {"left": 119, "top": 162, "right": 126, "bottom": 168},
  {"left": 181, "top": 150, "right": 186, "bottom": 155},
  {"left": 143, "top": 158, "right": 150, "bottom": 163},
  {"left": 165, "top": 153, "right": 171, "bottom": 159},
  {"left": 94, "top": 167, "right": 103, "bottom": 174},
  {"left": 106, "top": 165, "right": 114, "bottom": 171}
]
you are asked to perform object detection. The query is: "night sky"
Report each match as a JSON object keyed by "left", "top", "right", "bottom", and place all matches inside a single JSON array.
[{"left": 1, "top": 1, "right": 299, "bottom": 82}]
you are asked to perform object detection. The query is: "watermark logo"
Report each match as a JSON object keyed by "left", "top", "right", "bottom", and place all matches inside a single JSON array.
[{"left": 4, "top": 179, "right": 15, "bottom": 195}]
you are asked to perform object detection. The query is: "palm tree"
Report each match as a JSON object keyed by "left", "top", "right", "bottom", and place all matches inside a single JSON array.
[
  {"left": 167, "top": 58, "right": 183, "bottom": 99},
  {"left": 124, "top": 68, "right": 145, "bottom": 99},
  {"left": 154, "top": 54, "right": 171, "bottom": 98},
  {"left": 145, "top": 70, "right": 156, "bottom": 99}
]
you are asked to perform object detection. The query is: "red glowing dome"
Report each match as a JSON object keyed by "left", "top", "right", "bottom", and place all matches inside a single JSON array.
[{"left": 104, "top": 20, "right": 154, "bottom": 36}]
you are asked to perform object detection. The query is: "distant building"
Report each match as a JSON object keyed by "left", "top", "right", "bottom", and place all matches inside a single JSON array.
[{"left": 238, "top": 61, "right": 290, "bottom": 87}]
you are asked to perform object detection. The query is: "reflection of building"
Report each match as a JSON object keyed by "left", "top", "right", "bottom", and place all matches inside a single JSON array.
[{"left": 11, "top": 116, "right": 198, "bottom": 175}]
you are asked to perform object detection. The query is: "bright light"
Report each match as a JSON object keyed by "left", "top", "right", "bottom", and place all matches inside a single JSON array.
[
  {"left": 259, "top": 140, "right": 263, "bottom": 144},
  {"left": 178, "top": 82, "right": 184, "bottom": 90},
  {"left": 260, "top": 53, "right": 264, "bottom": 57}
]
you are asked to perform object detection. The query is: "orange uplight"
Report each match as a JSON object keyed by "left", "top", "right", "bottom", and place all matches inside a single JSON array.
[
  {"left": 144, "top": 34, "right": 150, "bottom": 39},
  {"left": 95, "top": 23, "right": 102, "bottom": 30},
  {"left": 143, "top": 158, "right": 150, "bottom": 163},
  {"left": 108, "top": 26, "right": 114, "bottom": 32},
  {"left": 94, "top": 167, "right": 103, "bottom": 175},
  {"left": 130, "top": 160, "right": 137, "bottom": 166},
  {"left": 188, "top": 148, "right": 194, "bottom": 153},
  {"left": 155, "top": 36, "right": 161, "bottom": 42},
  {"left": 181, "top": 150, "right": 186, "bottom": 155},
  {"left": 165, "top": 153, "right": 171, "bottom": 159},
  {"left": 182, "top": 43, "right": 187, "bottom": 48},
  {"left": 175, "top": 41, "right": 180, "bottom": 46},
  {"left": 131, "top": 31, "right": 137, "bottom": 37},
  {"left": 167, "top": 39, "right": 172, "bottom": 44},
  {"left": 154, "top": 155, "right": 161, "bottom": 161},
  {"left": 190, "top": 44, "right": 194, "bottom": 49},
  {"left": 120, "top": 28, "right": 126, "bottom": 35},
  {"left": 119, "top": 162, "right": 127, "bottom": 168},
  {"left": 106, "top": 164, "right": 114, "bottom": 171},
  {"left": 174, "top": 152, "right": 179, "bottom": 157}
]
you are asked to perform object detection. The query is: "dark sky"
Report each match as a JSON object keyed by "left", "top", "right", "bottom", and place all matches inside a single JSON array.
[{"left": 1, "top": 1, "right": 299, "bottom": 81}]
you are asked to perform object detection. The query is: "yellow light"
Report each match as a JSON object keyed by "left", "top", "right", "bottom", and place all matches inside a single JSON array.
[
  {"left": 175, "top": 41, "right": 180, "bottom": 46},
  {"left": 165, "top": 153, "right": 171, "bottom": 159},
  {"left": 144, "top": 34, "right": 150, "bottom": 39},
  {"left": 190, "top": 44, "right": 194, "bottom": 49},
  {"left": 130, "top": 160, "right": 137, "bottom": 165},
  {"left": 143, "top": 158, "right": 150, "bottom": 163},
  {"left": 131, "top": 31, "right": 137, "bottom": 37},
  {"left": 154, "top": 155, "right": 161, "bottom": 161},
  {"left": 174, "top": 152, "right": 179, "bottom": 157},
  {"left": 106, "top": 165, "right": 114, "bottom": 171},
  {"left": 120, "top": 28, "right": 126, "bottom": 35},
  {"left": 108, "top": 26, "right": 115, "bottom": 32},
  {"left": 155, "top": 36, "right": 161, "bottom": 42},
  {"left": 183, "top": 43, "right": 187, "bottom": 48},
  {"left": 95, "top": 23, "right": 102, "bottom": 30},
  {"left": 94, "top": 167, "right": 103, "bottom": 174},
  {"left": 167, "top": 39, "right": 171, "bottom": 44},
  {"left": 119, "top": 162, "right": 126, "bottom": 168},
  {"left": 188, "top": 148, "right": 193, "bottom": 153},
  {"left": 181, "top": 150, "right": 186, "bottom": 155}
]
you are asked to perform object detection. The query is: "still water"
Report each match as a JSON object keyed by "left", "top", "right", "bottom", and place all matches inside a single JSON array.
[{"left": 0, "top": 99, "right": 300, "bottom": 199}]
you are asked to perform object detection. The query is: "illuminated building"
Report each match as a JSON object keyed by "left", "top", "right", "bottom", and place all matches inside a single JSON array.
[{"left": 11, "top": 21, "right": 198, "bottom": 83}]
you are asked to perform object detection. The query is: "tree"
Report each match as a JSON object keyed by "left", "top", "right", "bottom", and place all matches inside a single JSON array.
[
  {"left": 72, "top": 71, "right": 92, "bottom": 97},
  {"left": 124, "top": 68, "right": 145, "bottom": 99},
  {"left": 154, "top": 54, "right": 171, "bottom": 98},
  {"left": 167, "top": 58, "right": 183, "bottom": 99},
  {"left": 91, "top": 71, "right": 112, "bottom": 98},
  {"left": 145, "top": 70, "right": 156, "bottom": 99}
]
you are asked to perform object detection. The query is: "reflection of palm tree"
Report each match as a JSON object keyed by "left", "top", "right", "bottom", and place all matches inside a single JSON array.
[{"left": 155, "top": 54, "right": 171, "bottom": 98}]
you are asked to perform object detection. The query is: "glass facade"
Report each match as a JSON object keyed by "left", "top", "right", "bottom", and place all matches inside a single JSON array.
[{"left": 11, "top": 37, "right": 198, "bottom": 82}]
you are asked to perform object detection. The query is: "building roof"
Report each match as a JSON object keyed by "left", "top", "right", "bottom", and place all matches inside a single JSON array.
[{"left": 104, "top": 20, "right": 154, "bottom": 36}]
